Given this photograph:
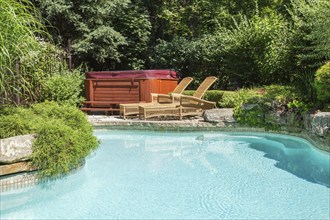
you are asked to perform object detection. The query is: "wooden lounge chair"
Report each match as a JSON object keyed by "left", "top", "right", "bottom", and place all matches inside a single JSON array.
[
  {"left": 153, "top": 77, "right": 193, "bottom": 104},
  {"left": 120, "top": 77, "right": 193, "bottom": 119},
  {"left": 139, "top": 76, "right": 218, "bottom": 120},
  {"left": 179, "top": 76, "right": 218, "bottom": 118}
]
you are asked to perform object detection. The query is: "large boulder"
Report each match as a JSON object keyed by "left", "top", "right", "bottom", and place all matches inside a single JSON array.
[
  {"left": 203, "top": 108, "right": 236, "bottom": 123},
  {"left": 308, "top": 111, "right": 330, "bottom": 137},
  {"left": 0, "top": 134, "right": 34, "bottom": 164}
]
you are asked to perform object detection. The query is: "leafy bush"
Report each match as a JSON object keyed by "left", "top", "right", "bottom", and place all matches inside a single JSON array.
[
  {"left": 184, "top": 89, "right": 264, "bottom": 108},
  {"left": 216, "top": 91, "right": 237, "bottom": 108},
  {"left": 0, "top": 115, "right": 32, "bottom": 139},
  {"left": 233, "top": 85, "right": 308, "bottom": 130},
  {"left": 152, "top": 12, "right": 293, "bottom": 89},
  {"left": 233, "top": 96, "right": 277, "bottom": 129},
  {"left": 203, "top": 90, "right": 224, "bottom": 105},
  {"left": 222, "top": 13, "right": 293, "bottom": 87},
  {"left": 0, "top": 107, "right": 37, "bottom": 138},
  {"left": 0, "top": 102, "right": 99, "bottom": 177},
  {"left": 219, "top": 89, "right": 262, "bottom": 108},
  {"left": 314, "top": 61, "right": 330, "bottom": 105},
  {"left": 263, "top": 85, "right": 299, "bottom": 103},
  {"left": 39, "top": 69, "right": 85, "bottom": 106},
  {"left": 32, "top": 119, "right": 97, "bottom": 177}
]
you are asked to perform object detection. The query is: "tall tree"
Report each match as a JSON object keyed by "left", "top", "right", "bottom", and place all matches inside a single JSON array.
[
  {"left": 290, "top": 0, "right": 330, "bottom": 69},
  {"left": 33, "top": 0, "right": 149, "bottom": 70},
  {"left": 112, "top": 3, "right": 151, "bottom": 70}
]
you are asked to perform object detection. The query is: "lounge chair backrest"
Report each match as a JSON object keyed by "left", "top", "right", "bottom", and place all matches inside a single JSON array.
[
  {"left": 193, "top": 76, "right": 218, "bottom": 98},
  {"left": 172, "top": 77, "right": 193, "bottom": 94}
]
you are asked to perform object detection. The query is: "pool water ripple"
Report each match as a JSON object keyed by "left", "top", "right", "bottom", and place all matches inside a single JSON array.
[{"left": 1, "top": 130, "right": 329, "bottom": 219}]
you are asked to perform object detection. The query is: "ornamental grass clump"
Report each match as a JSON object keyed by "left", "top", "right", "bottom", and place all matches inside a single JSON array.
[
  {"left": 0, "top": 102, "right": 99, "bottom": 178},
  {"left": 0, "top": 0, "right": 61, "bottom": 105}
]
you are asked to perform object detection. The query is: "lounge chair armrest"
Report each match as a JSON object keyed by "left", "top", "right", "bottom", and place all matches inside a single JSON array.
[{"left": 157, "top": 93, "right": 181, "bottom": 103}]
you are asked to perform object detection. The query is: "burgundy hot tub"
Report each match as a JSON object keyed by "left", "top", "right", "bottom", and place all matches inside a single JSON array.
[{"left": 82, "top": 69, "right": 178, "bottom": 113}]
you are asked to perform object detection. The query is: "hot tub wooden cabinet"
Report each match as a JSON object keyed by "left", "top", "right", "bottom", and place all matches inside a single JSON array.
[{"left": 81, "top": 70, "right": 178, "bottom": 114}]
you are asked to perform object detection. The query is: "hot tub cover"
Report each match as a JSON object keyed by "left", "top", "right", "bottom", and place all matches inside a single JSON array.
[{"left": 86, "top": 69, "right": 178, "bottom": 79}]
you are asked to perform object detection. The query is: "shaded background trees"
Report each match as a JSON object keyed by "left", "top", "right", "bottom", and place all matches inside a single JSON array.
[{"left": 2, "top": 0, "right": 330, "bottom": 97}]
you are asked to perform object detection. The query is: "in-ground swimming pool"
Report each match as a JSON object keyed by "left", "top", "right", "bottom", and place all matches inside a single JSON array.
[{"left": 1, "top": 130, "right": 329, "bottom": 219}]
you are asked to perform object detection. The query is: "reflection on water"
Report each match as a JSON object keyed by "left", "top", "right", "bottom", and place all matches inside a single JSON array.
[
  {"left": 121, "top": 132, "right": 330, "bottom": 188},
  {"left": 143, "top": 138, "right": 236, "bottom": 175}
]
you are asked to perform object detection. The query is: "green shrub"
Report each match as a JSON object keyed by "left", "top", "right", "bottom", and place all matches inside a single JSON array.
[
  {"left": 263, "top": 85, "right": 300, "bottom": 103},
  {"left": 233, "top": 85, "right": 308, "bottom": 130},
  {"left": 40, "top": 69, "right": 85, "bottom": 106},
  {"left": 0, "top": 115, "right": 32, "bottom": 139},
  {"left": 184, "top": 88, "right": 263, "bottom": 108},
  {"left": 31, "top": 119, "right": 98, "bottom": 177},
  {"left": 217, "top": 91, "right": 238, "bottom": 108},
  {"left": 0, "top": 0, "right": 56, "bottom": 105},
  {"left": 219, "top": 88, "right": 263, "bottom": 108},
  {"left": 233, "top": 96, "right": 277, "bottom": 129},
  {"left": 31, "top": 102, "right": 94, "bottom": 134},
  {"left": 0, "top": 107, "right": 38, "bottom": 139},
  {"left": 314, "top": 61, "right": 330, "bottom": 105},
  {"left": 0, "top": 102, "right": 99, "bottom": 178},
  {"left": 201, "top": 90, "right": 224, "bottom": 107}
]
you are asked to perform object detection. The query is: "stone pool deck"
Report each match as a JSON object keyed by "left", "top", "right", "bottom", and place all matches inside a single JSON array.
[
  {"left": 88, "top": 108, "right": 329, "bottom": 153},
  {"left": 88, "top": 108, "right": 240, "bottom": 130}
]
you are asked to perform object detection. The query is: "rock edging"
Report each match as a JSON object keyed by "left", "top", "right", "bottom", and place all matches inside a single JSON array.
[{"left": 0, "top": 134, "right": 37, "bottom": 176}]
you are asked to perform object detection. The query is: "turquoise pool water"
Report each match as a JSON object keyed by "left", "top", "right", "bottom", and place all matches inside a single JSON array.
[{"left": 1, "top": 130, "right": 329, "bottom": 219}]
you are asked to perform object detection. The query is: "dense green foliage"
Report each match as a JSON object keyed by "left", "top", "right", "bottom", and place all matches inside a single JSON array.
[
  {"left": 32, "top": 0, "right": 151, "bottom": 70},
  {"left": 0, "top": 0, "right": 77, "bottom": 106},
  {"left": 290, "top": 0, "right": 330, "bottom": 68},
  {"left": 153, "top": 13, "right": 293, "bottom": 89},
  {"left": 182, "top": 85, "right": 310, "bottom": 130},
  {"left": 314, "top": 62, "right": 330, "bottom": 107},
  {"left": 1, "top": 0, "right": 329, "bottom": 96},
  {"left": 0, "top": 102, "right": 99, "bottom": 177},
  {"left": 233, "top": 85, "right": 308, "bottom": 130},
  {"left": 183, "top": 85, "right": 302, "bottom": 111},
  {"left": 29, "top": 0, "right": 330, "bottom": 94},
  {"left": 39, "top": 69, "right": 85, "bottom": 106},
  {"left": 219, "top": 89, "right": 262, "bottom": 108},
  {"left": 0, "top": 0, "right": 47, "bottom": 104}
]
